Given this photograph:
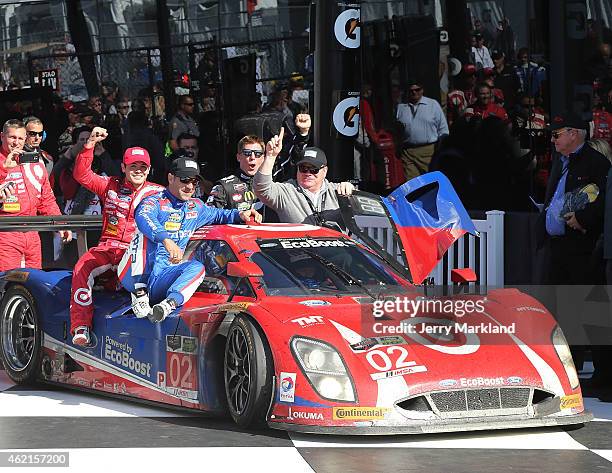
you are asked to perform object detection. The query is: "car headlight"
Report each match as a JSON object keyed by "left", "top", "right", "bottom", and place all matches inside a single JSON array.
[
  {"left": 291, "top": 337, "right": 356, "bottom": 402},
  {"left": 552, "top": 326, "right": 579, "bottom": 390}
]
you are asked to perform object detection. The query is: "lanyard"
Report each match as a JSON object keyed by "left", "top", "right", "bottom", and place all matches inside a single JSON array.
[{"left": 297, "top": 186, "right": 327, "bottom": 226}]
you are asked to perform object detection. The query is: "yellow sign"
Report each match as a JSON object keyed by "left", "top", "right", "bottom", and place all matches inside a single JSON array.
[
  {"left": 560, "top": 394, "right": 583, "bottom": 410},
  {"left": 164, "top": 221, "right": 181, "bottom": 231},
  {"left": 219, "top": 302, "right": 251, "bottom": 312},
  {"left": 332, "top": 407, "right": 390, "bottom": 420}
]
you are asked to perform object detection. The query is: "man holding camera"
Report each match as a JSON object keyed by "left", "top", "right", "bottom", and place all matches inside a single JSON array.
[
  {"left": 24, "top": 116, "right": 54, "bottom": 175},
  {"left": 0, "top": 119, "right": 71, "bottom": 271}
]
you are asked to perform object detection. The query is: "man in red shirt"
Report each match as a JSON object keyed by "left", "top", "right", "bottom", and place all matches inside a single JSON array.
[
  {"left": 0, "top": 119, "right": 71, "bottom": 271},
  {"left": 70, "top": 126, "right": 163, "bottom": 346},
  {"left": 464, "top": 83, "right": 509, "bottom": 123}
]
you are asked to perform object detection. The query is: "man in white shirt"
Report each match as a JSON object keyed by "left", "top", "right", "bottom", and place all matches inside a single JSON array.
[{"left": 396, "top": 79, "right": 449, "bottom": 181}]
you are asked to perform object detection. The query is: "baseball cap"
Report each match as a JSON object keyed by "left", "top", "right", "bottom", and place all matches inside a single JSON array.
[
  {"left": 169, "top": 157, "right": 201, "bottom": 178},
  {"left": 549, "top": 111, "right": 587, "bottom": 131},
  {"left": 123, "top": 147, "right": 151, "bottom": 166},
  {"left": 296, "top": 147, "right": 327, "bottom": 169}
]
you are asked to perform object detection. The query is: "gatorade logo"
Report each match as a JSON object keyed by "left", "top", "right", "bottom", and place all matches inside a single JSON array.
[
  {"left": 334, "top": 9, "right": 360, "bottom": 49},
  {"left": 333, "top": 96, "right": 360, "bottom": 136}
]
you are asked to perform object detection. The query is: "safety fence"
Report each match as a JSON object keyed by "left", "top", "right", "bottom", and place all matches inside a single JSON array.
[{"left": 27, "top": 34, "right": 311, "bottom": 106}]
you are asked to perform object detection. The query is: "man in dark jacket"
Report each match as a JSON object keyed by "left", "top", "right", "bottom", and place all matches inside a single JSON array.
[
  {"left": 537, "top": 112, "right": 610, "bottom": 281},
  {"left": 536, "top": 111, "right": 610, "bottom": 373}
]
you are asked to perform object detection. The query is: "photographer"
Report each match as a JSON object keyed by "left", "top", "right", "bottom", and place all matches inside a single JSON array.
[
  {"left": 24, "top": 116, "right": 54, "bottom": 175},
  {"left": 0, "top": 119, "right": 71, "bottom": 271},
  {"left": 253, "top": 128, "right": 355, "bottom": 230}
]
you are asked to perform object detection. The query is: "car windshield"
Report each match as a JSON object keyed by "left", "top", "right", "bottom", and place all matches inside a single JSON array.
[{"left": 252, "top": 237, "right": 409, "bottom": 296}]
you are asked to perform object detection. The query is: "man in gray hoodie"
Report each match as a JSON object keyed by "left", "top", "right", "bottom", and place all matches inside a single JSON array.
[{"left": 253, "top": 127, "right": 355, "bottom": 229}]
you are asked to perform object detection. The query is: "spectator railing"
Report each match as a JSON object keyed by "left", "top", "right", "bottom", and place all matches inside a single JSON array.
[
  {"left": 356, "top": 210, "right": 505, "bottom": 286},
  {"left": 0, "top": 215, "right": 103, "bottom": 260}
]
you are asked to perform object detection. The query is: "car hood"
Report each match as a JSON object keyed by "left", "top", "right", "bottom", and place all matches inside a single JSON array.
[{"left": 261, "top": 289, "right": 571, "bottom": 401}]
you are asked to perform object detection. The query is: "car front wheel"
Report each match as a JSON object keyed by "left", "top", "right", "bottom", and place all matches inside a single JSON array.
[
  {"left": 224, "top": 314, "right": 273, "bottom": 428},
  {"left": 0, "top": 285, "right": 42, "bottom": 384}
]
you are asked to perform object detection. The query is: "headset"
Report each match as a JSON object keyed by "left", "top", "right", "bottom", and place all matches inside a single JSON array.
[{"left": 23, "top": 116, "right": 46, "bottom": 142}]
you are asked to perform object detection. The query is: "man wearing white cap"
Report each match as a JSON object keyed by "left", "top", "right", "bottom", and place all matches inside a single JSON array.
[{"left": 70, "top": 126, "right": 163, "bottom": 346}]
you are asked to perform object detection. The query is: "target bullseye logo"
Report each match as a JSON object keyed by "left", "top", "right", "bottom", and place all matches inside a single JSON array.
[
  {"left": 74, "top": 288, "right": 92, "bottom": 306},
  {"left": 333, "top": 96, "right": 360, "bottom": 137},
  {"left": 334, "top": 9, "right": 361, "bottom": 49}
]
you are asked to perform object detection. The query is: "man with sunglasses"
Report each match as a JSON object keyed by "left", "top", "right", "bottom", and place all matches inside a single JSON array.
[
  {"left": 118, "top": 158, "right": 261, "bottom": 323},
  {"left": 535, "top": 112, "right": 610, "bottom": 372},
  {"left": 254, "top": 128, "right": 354, "bottom": 229},
  {"left": 168, "top": 94, "right": 199, "bottom": 152},
  {"left": 23, "top": 116, "right": 54, "bottom": 175},
  {"left": 207, "top": 135, "right": 266, "bottom": 211},
  {"left": 70, "top": 126, "right": 164, "bottom": 346},
  {"left": 396, "top": 78, "right": 449, "bottom": 181},
  {"left": 0, "top": 119, "right": 71, "bottom": 271}
]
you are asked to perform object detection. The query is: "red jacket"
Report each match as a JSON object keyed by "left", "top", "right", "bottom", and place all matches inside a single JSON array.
[
  {"left": 74, "top": 147, "right": 163, "bottom": 246},
  {"left": 0, "top": 151, "right": 61, "bottom": 217},
  {"left": 464, "top": 102, "right": 509, "bottom": 123}
]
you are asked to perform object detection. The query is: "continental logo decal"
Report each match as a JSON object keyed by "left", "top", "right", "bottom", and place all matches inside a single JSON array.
[
  {"left": 332, "top": 407, "right": 389, "bottom": 420},
  {"left": 333, "top": 96, "right": 360, "bottom": 137},
  {"left": 334, "top": 8, "right": 360, "bottom": 49},
  {"left": 4, "top": 271, "right": 29, "bottom": 282},
  {"left": 560, "top": 394, "right": 583, "bottom": 410},
  {"left": 219, "top": 302, "right": 252, "bottom": 312}
]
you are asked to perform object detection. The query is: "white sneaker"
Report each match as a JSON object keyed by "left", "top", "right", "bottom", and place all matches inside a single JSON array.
[
  {"left": 131, "top": 292, "right": 152, "bottom": 318},
  {"left": 149, "top": 298, "right": 177, "bottom": 323}
]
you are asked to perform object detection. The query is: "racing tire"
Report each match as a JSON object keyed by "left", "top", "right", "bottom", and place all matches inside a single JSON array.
[
  {"left": 224, "top": 314, "right": 273, "bottom": 428},
  {"left": 0, "top": 285, "right": 43, "bottom": 384}
]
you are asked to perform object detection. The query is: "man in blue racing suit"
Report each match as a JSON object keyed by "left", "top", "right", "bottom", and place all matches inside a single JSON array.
[{"left": 118, "top": 157, "right": 262, "bottom": 322}]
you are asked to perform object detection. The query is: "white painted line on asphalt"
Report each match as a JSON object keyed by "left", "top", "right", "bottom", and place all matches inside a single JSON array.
[
  {"left": 0, "top": 390, "right": 199, "bottom": 418},
  {"left": 584, "top": 398, "right": 612, "bottom": 422},
  {"left": 290, "top": 428, "right": 588, "bottom": 450},
  {"left": 592, "top": 450, "right": 612, "bottom": 463}
]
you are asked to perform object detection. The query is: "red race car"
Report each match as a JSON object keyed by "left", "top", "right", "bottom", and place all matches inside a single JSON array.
[{"left": 0, "top": 173, "right": 591, "bottom": 434}]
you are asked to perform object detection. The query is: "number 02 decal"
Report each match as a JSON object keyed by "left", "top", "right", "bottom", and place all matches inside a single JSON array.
[
  {"left": 366, "top": 346, "right": 413, "bottom": 372},
  {"left": 168, "top": 353, "right": 194, "bottom": 389}
]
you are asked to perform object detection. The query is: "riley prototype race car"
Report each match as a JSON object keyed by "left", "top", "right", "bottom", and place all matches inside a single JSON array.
[{"left": 0, "top": 173, "right": 592, "bottom": 434}]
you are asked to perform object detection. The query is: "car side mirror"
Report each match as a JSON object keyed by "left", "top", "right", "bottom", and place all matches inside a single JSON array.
[
  {"left": 227, "top": 261, "right": 263, "bottom": 278},
  {"left": 450, "top": 268, "right": 477, "bottom": 283}
]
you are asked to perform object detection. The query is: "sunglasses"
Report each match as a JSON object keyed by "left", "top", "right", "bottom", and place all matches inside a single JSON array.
[
  {"left": 27, "top": 131, "right": 44, "bottom": 137},
  {"left": 117, "top": 105, "right": 129, "bottom": 109},
  {"left": 183, "top": 102, "right": 195, "bottom": 106},
  {"left": 298, "top": 165, "right": 323, "bottom": 174},
  {"left": 179, "top": 177, "right": 199, "bottom": 185},
  {"left": 408, "top": 87, "right": 423, "bottom": 93},
  {"left": 551, "top": 129, "right": 570, "bottom": 139},
  {"left": 241, "top": 149, "right": 264, "bottom": 158}
]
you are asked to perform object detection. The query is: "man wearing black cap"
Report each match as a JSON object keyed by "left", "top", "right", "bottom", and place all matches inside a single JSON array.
[
  {"left": 253, "top": 128, "right": 355, "bottom": 229},
  {"left": 396, "top": 79, "right": 449, "bottom": 181},
  {"left": 536, "top": 111, "right": 609, "bottom": 372},
  {"left": 118, "top": 157, "right": 262, "bottom": 322}
]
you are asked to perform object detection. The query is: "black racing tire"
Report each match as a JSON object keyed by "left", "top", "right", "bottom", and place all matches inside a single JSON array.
[
  {"left": 0, "top": 285, "right": 43, "bottom": 384},
  {"left": 224, "top": 314, "right": 273, "bottom": 428}
]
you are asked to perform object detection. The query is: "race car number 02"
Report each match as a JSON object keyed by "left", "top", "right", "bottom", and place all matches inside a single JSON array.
[
  {"left": 366, "top": 346, "right": 412, "bottom": 372},
  {"left": 167, "top": 353, "right": 197, "bottom": 390}
]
